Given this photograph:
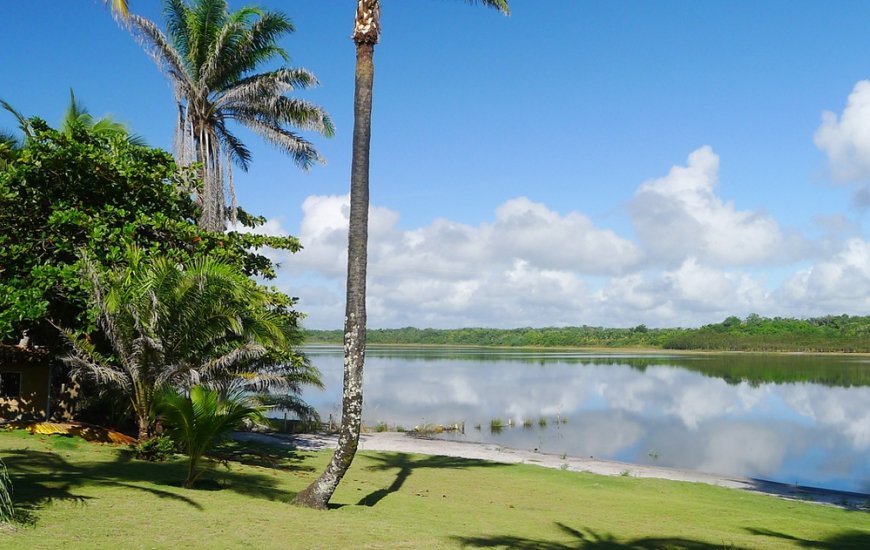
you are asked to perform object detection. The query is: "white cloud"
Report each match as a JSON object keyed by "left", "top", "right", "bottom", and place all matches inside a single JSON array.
[
  {"left": 235, "top": 146, "right": 869, "bottom": 329},
  {"left": 629, "top": 146, "right": 798, "bottom": 266},
  {"left": 814, "top": 80, "right": 870, "bottom": 208},
  {"left": 815, "top": 80, "right": 870, "bottom": 182},
  {"left": 779, "top": 238, "right": 870, "bottom": 314}
]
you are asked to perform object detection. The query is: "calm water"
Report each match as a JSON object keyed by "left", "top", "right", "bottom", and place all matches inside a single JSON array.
[{"left": 299, "top": 345, "right": 870, "bottom": 493}]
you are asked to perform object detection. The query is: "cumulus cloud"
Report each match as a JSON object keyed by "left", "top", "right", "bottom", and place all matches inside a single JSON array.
[
  {"left": 592, "top": 260, "right": 770, "bottom": 327},
  {"left": 234, "top": 145, "right": 870, "bottom": 329},
  {"left": 814, "top": 80, "right": 870, "bottom": 208},
  {"left": 629, "top": 146, "right": 798, "bottom": 266},
  {"left": 276, "top": 194, "right": 647, "bottom": 327},
  {"left": 778, "top": 238, "right": 870, "bottom": 314},
  {"left": 815, "top": 80, "right": 870, "bottom": 182}
]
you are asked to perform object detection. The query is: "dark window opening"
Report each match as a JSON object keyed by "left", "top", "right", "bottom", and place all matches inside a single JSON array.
[{"left": 0, "top": 372, "right": 21, "bottom": 398}]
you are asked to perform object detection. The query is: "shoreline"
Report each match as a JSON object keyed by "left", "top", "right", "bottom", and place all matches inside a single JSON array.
[
  {"left": 231, "top": 431, "right": 870, "bottom": 510},
  {"left": 303, "top": 342, "right": 870, "bottom": 357}
]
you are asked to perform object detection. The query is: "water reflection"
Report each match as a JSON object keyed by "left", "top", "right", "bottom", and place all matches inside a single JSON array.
[{"left": 300, "top": 345, "right": 870, "bottom": 493}]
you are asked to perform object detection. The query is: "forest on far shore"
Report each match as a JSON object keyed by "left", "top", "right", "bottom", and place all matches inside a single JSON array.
[{"left": 304, "top": 314, "right": 870, "bottom": 353}]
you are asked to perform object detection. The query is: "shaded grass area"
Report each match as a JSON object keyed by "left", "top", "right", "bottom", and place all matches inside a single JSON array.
[{"left": 0, "top": 430, "right": 868, "bottom": 549}]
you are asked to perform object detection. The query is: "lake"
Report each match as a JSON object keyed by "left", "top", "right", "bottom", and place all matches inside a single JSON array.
[{"left": 299, "top": 345, "right": 870, "bottom": 494}]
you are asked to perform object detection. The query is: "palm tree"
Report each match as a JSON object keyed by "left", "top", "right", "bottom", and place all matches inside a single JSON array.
[
  {"left": 62, "top": 89, "right": 146, "bottom": 146},
  {"left": 292, "top": 0, "right": 510, "bottom": 510},
  {"left": 155, "top": 385, "right": 264, "bottom": 488},
  {"left": 1, "top": 91, "right": 143, "bottom": 147},
  {"left": 62, "top": 249, "right": 308, "bottom": 440},
  {"left": 130, "top": 0, "right": 335, "bottom": 231}
]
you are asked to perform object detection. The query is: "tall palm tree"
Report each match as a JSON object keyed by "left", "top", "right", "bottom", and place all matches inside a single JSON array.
[
  {"left": 62, "top": 249, "right": 308, "bottom": 440},
  {"left": 292, "top": 0, "right": 510, "bottom": 510},
  {"left": 130, "top": 0, "right": 334, "bottom": 231}
]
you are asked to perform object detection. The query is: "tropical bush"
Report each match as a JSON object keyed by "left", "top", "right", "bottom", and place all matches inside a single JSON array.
[
  {"left": 0, "top": 458, "right": 13, "bottom": 523},
  {"left": 61, "top": 248, "right": 318, "bottom": 440},
  {"left": 131, "top": 435, "right": 178, "bottom": 462},
  {"left": 155, "top": 385, "right": 265, "bottom": 488}
]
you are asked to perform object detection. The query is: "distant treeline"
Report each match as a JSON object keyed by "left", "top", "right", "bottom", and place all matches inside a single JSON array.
[{"left": 304, "top": 314, "right": 870, "bottom": 353}]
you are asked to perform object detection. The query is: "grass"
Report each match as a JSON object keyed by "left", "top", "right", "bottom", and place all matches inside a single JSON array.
[{"left": 0, "top": 429, "right": 869, "bottom": 548}]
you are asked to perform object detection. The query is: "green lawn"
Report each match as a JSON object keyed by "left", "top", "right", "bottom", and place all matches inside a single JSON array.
[{"left": 0, "top": 429, "right": 868, "bottom": 549}]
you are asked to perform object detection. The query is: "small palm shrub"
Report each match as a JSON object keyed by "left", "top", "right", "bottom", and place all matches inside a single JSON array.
[
  {"left": 0, "top": 458, "right": 14, "bottom": 523},
  {"left": 156, "top": 385, "right": 265, "bottom": 488},
  {"left": 132, "top": 435, "right": 178, "bottom": 462}
]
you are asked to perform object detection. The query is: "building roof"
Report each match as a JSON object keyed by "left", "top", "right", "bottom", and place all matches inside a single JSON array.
[{"left": 0, "top": 343, "right": 51, "bottom": 364}]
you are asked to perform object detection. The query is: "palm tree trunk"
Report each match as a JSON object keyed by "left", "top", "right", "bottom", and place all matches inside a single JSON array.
[
  {"left": 137, "top": 412, "right": 150, "bottom": 441},
  {"left": 293, "top": 3, "right": 378, "bottom": 510}
]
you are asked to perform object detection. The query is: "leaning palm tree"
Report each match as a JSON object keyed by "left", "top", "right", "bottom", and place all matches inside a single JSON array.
[
  {"left": 130, "top": 0, "right": 334, "bottom": 231},
  {"left": 62, "top": 249, "right": 307, "bottom": 440},
  {"left": 292, "top": 0, "right": 510, "bottom": 510}
]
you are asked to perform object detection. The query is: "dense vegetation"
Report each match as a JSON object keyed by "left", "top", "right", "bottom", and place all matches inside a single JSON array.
[
  {"left": 0, "top": 117, "right": 320, "bottom": 445},
  {"left": 0, "top": 119, "right": 300, "bottom": 351},
  {"left": 305, "top": 314, "right": 870, "bottom": 352},
  {"left": 662, "top": 314, "right": 870, "bottom": 352}
]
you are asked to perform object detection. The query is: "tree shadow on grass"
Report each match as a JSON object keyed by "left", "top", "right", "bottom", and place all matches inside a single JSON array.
[
  {"left": 745, "top": 527, "right": 870, "bottom": 549},
  {"left": 742, "top": 478, "right": 870, "bottom": 511},
  {"left": 209, "top": 438, "right": 317, "bottom": 473},
  {"left": 2, "top": 443, "right": 305, "bottom": 522},
  {"left": 356, "top": 453, "right": 506, "bottom": 507},
  {"left": 454, "top": 522, "right": 751, "bottom": 549}
]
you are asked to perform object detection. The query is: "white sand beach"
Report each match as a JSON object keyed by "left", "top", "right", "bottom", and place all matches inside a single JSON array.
[{"left": 230, "top": 431, "right": 869, "bottom": 510}]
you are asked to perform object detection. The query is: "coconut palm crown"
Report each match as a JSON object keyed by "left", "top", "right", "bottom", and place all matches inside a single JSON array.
[{"left": 131, "top": 0, "right": 334, "bottom": 231}]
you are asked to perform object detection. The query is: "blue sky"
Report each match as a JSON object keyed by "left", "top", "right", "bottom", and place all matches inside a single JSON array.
[{"left": 3, "top": 1, "right": 870, "bottom": 328}]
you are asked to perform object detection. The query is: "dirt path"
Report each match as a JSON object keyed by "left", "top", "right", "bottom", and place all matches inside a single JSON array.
[{"left": 230, "top": 431, "right": 869, "bottom": 510}]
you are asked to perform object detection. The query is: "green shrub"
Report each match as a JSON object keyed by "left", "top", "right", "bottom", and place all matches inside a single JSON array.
[{"left": 132, "top": 435, "right": 178, "bottom": 462}]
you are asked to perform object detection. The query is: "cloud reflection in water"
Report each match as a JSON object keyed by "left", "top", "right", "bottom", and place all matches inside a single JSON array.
[{"left": 300, "top": 347, "right": 870, "bottom": 492}]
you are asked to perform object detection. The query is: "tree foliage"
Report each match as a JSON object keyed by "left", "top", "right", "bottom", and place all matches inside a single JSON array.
[
  {"left": 61, "top": 248, "right": 316, "bottom": 440},
  {"left": 306, "top": 314, "right": 870, "bottom": 353},
  {"left": 0, "top": 120, "right": 300, "bottom": 349}
]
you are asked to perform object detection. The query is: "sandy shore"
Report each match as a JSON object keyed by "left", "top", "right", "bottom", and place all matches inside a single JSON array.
[{"left": 231, "top": 431, "right": 869, "bottom": 509}]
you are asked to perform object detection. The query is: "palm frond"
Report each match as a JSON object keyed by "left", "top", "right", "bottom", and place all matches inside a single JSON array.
[
  {"left": 218, "top": 68, "right": 318, "bottom": 106},
  {"left": 0, "top": 98, "right": 32, "bottom": 140},
  {"left": 106, "top": 0, "right": 130, "bottom": 20},
  {"left": 233, "top": 116, "right": 320, "bottom": 169},
  {"left": 187, "top": 0, "right": 229, "bottom": 80},
  {"left": 465, "top": 0, "right": 511, "bottom": 15},
  {"left": 130, "top": 15, "right": 195, "bottom": 98}
]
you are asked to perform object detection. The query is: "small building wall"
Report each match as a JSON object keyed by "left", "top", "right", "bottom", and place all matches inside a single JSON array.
[
  {"left": 0, "top": 344, "right": 52, "bottom": 421},
  {"left": 0, "top": 363, "right": 50, "bottom": 421}
]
